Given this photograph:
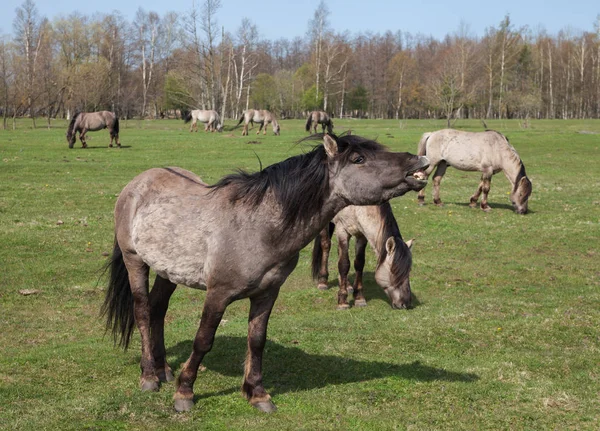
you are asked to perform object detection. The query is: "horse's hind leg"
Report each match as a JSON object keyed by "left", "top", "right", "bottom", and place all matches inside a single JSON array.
[
  {"left": 470, "top": 170, "right": 493, "bottom": 211},
  {"left": 123, "top": 256, "right": 160, "bottom": 391},
  {"left": 257, "top": 123, "right": 264, "bottom": 135},
  {"left": 174, "top": 290, "right": 230, "bottom": 412},
  {"left": 316, "top": 228, "right": 332, "bottom": 290},
  {"left": 352, "top": 236, "right": 368, "bottom": 307},
  {"left": 336, "top": 232, "right": 352, "bottom": 310},
  {"left": 149, "top": 275, "right": 177, "bottom": 383},
  {"left": 417, "top": 163, "right": 438, "bottom": 205},
  {"left": 242, "top": 287, "right": 281, "bottom": 413},
  {"left": 432, "top": 161, "right": 448, "bottom": 206}
]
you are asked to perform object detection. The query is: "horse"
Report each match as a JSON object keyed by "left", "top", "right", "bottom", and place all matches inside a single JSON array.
[
  {"left": 183, "top": 109, "right": 223, "bottom": 133},
  {"left": 66, "top": 111, "right": 120, "bottom": 148},
  {"left": 416, "top": 129, "right": 532, "bottom": 214},
  {"left": 236, "top": 109, "right": 280, "bottom": 136},
  {"left": 312, "top": 203, "right": 413, "bottom": 310},
  {"left": 305, "top": 111, "right": 333, "bottom": 134},
  {"left": 102, "top": 132, "right": 430, "bottom": 414}
]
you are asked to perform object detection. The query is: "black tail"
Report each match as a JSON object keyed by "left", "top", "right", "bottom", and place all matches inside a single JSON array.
[
  {"left": 100, "top": 240, "right": 135, "bottom": 350},
  {"left": 183, "top": 111, "right": 192, "bottom": 123},
  {"left": 311, "top": 222, "right": 335, "bottom": 280},
  {"left": 112, "top": 116, "right": 120, "bottom": 136},
  {"left": 305, "top": 114, "right": 313, "bottom": 132},
  {"left": 234, "top": 112, "right": 245, "bottom": 129}
]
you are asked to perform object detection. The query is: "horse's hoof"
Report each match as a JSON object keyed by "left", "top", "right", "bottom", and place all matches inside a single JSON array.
[
  {"left": 337, "top": 303, "right": 350, "bottom": 310},
  {"left": 317, "top": 283, "right": 329, "bottom": 291},
  {"left": 109, "top": 144, "right": 113, "bottom": 147},
  {"left": 417, "top": 201, "right": 425, "bottom": 206},
  {"left": 174, "top": 398, "right": 194, "bottom": 413},
  {"left": 252, "top": 400, "right": 277, "bottom": 413},
  {"left": 481, "top": 206, "right": 492, "bottom": 212},
  {"left": 354, "top": 299, "right": 367, "bottom": 307},
  {"left": 140, "top": 378, "right": 160, "bottom": 392},
  {"left": 158, "top": 368, "right": 175, "bottom": 383}
]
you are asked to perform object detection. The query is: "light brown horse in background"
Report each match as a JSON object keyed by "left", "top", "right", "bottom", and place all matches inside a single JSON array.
[
  {"left": 101, "top": 133, "right": 430, "bottom": 414},
  {"left": 183, "top": 109, "right": 223, "bottom": 132},
  {"left": 305, "top": 111, "right": 333, "bottom": 134},
  {"left": 66, "top": 111, "right": 120, "bottom": 148},
  {"left": 236, "top": 109, "right": 280, "bottom": 136},
  {"left": 416, "top": 129, "right": 532, "bottom": 214},
  {"left": 312, "top": 203, "right": 413, "bottom": 310}
]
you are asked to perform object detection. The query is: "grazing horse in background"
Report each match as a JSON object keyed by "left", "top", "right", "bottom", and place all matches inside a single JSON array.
[
  {"left": 102, "top": 133, "right": 430, "bottom": 414},
  {"left": 306, "top": 111, "right": 333, "bottom": 134},
  {"left": 236, "top": 109, "right": 280, "bottom": 136},
  {"left": 183, "top": 109, "right": 223, "bottom": 133},
  {"left": 416, "top": 129, "right": 532, "bottom": 214},
  {"left": 312, "top": 203, "right": 413, "bottom": 310},
  {"left": 66, "top": 111, "right": 120, "bottom": 148}
]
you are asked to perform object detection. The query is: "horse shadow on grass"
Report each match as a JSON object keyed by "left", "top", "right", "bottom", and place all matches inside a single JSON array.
[
  {"left": 321, "top": 271, "right": 422, "bottom": 308},
  {"left": 452, "top": 201, "right": 536, "bottom": 214},
  {"left": 165, "top": 334, "right": 478, "bottom": 401}
]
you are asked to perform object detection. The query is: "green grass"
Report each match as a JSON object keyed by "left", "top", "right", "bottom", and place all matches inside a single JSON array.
[{"left": 1, "top": 118, "right": 599, "bottom": 430}]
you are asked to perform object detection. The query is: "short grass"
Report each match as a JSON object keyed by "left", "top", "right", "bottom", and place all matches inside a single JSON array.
[{"left": 1, "top": 118, "right": 599, "bottom": 430}]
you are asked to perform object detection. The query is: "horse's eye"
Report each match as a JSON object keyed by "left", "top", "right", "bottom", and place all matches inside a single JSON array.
[{"left": 351, "top": 154, "right": 365, "bottom": 164}]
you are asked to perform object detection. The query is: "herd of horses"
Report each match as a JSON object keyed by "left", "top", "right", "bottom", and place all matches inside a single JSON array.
[{"left": 65, "top": 108, "right": 532, "bottom": 414}]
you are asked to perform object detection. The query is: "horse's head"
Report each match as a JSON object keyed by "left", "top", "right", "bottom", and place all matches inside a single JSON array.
[
  {"left": 511, "top": 176, "right": 532, "bottom": 214},
  {"left": 66, "top": 131, "right": 76, "bottom": 148},
  {"left": 273, "top": 122, "right": 280, "bottom": 135},
  {"left": 375, "top": 237, "right": 413, "bottom": 309},
  {"left": 217, "top": 123, "right": 223, "bottom": 132},
  {"left": 325, "top": 134, "right": 429, "bottom": 205}
]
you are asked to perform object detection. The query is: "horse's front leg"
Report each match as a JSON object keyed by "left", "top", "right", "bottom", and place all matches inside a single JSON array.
[
  {"left": 336, "top": 232, "right": 352, "bottom": 310},
  {"left": 417, "top": 164, "right": 437, "bottom": 205},
  {"left": 352, "top": 236, "right": 368, "bottom": 307},
  {"left": 471, "top": 170, "right": 493, "bottom": 211},
  {"left": 79, "top": 129, "right": 88, "bottom": 148},
  {"left": 257, "top": 122, "right": 264, "bottom": 135},
  {"left": 242, "top": 287, "right": 281, "bottom": 412},
  {"left": 242, "top": 123, "right": 248, "bottom": 136},
  {"left": 432, "top": 161, "right": 448, "bottom": 206},
  {"left": 174, "top": 291, "right": 230, "bottom": 412},
  {"left": 149, "top": 275, "right": 177, "bottom": 383},
  {"left": 316, "top": 227, "right": 332, "bottom": 290}
]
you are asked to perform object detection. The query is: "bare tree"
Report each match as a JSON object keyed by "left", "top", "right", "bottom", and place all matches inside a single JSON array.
[
  {"left": 307, "top": 1, "right": 329, "bottom": 106},
  {"left": 134, "top": 8, "right": 160, "bottom": 118}
]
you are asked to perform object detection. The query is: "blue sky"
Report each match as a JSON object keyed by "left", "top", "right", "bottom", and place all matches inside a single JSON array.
[{"left": 1, "top": 0, "right": 598, "bottom": 41}]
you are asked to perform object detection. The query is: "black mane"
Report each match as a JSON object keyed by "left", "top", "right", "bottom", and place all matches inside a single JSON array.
[
  {"left": 377, "top": 202, "right": 412, "bottom": 283},
  {"left": 66, "top": 112, "right": 81, "bottom": 138},
  {"left": 210, "top": 133, "right": 386, "bottom": 230}
]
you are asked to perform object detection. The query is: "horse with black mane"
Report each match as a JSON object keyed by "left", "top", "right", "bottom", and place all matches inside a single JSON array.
[
  {"left": 66, "top": 111, "right": 120, "bottom": 148},
  {"left": 102, "top": 132, "right": 429, "bottom": 414},
  {"left": 183, "top": 109, "right": 223, "bottom": 132},
  {"left": 236, "top": 109, "right": 280, "bottom": 135},
  {"left": 305, "top": 111, "right": 333, "bottom": 134}
]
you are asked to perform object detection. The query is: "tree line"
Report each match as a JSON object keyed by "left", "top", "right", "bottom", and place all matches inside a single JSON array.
[{"left": 1, "top": 0, "right": 600, "bottom": 129}]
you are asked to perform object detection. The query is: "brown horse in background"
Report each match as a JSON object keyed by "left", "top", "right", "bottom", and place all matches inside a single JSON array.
[
  {"left": 66, "top": 111, "right": 120, "bottom": 148},
  {"left": 305, "top": 111, "right": 333, "bottom": 134},
  {"left": 102, "top": 133, "right": 430, "bottom": 414},
  {"left": 312, "top": 203, "right": 413, "bottom": 310},
  {"left": 416, "top": 129, "right": 532, "bottom": 214},
  {"left": 236, "top": 109, "right": 280, "bottom": 136}
]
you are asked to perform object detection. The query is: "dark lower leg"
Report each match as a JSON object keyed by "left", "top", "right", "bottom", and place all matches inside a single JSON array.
[
  {"left": 432, "top": 162, "right": 447, "bottom": 206},
  {"left": 317, "top": 228, "right": 331, "bottom": 290},
  {"left": 337, "top": 235, "right": 351, "bottom": 309},
  {"left": 242, "top": 289, "right": 280, "bottom": 412},
  {"left": 353, "top": 238, "right": 367, "bottom": 306},
  {"left": 149, "top": 275, "right": 177, "bottom": 382},
  {"left": 480, "top": 177, "right": 492, "bottom": 211}
]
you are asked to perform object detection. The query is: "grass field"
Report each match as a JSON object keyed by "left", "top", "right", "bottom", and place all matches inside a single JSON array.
[{"left": 1, "top": 118, "right": 599, "bottom": 430}]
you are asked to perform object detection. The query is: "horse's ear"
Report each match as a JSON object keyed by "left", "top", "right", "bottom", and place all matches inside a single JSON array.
[
  {"left": 405, "top": 239, "right": 414, "bottom": 250},
  {"left": 323, "top": 134, "right": 338, "bottom": 158},
  {"left": 385, "top": 236, "right": 396, "bottom": 256}
]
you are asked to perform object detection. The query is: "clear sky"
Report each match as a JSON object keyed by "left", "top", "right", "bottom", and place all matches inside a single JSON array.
[{"left": 1, "top": 0, "right": 598, "bottom": 41}]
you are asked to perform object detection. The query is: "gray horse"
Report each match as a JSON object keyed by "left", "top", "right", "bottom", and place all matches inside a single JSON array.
[
  {"left": 236, "top": 109, "right": 280, "bottom": 136},
  {"left": 312, "top": 202, "right": 414, "bottom": 310},
  {"left": 102, "top": 133, "right": 429, "bottom": 414},
  {"left": 417, "top": 129, "right": 532, "bottom": 214},
  {"left": 183, "top": 109, "right": 223, "bottom": 132},
  {"left": 66, "top": 111, "right": 120, "bottom": 148},
  {"left": 305, "top": 111, "right": 333, "bottom": 134}
]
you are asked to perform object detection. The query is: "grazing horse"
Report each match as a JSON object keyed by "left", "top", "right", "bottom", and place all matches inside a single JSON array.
[
  {"left": 66, "top": 111, "right": 120, "bottom": 148},
  {"left": 312, "top": 203, "right": 413, "bottom": 310},
  {"left": 183, "top": 109, "right": 223, "bottom": 133},
  {"left": 305, "top": 111, "right": 333, "bottom": 134},
  {"left": 236, "top": 109, "right": 280, "bottom": 136},
  {"left": 102, "top": 133, "right": 429, "bottom": 414},
  {"left": 416, "top": 129, "right": 532, "bottom": 214}
]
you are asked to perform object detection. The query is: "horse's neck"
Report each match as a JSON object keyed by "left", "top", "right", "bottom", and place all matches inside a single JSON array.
[{"left": 501, "top": 158, "right": 523, "bottom": 187}]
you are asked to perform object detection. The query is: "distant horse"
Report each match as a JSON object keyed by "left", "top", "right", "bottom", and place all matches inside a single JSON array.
[
  {"left": 236, "top": 109, "right": 280, "bottom": 136},
  {"left": 66, "top": 111, "right": 120, "bottom": 148},
  {"left": 416, "top": 129, "right": 532, "bottom": 214},
  {"left": 305, "top": 111, "right": 333, "bottom": 134},
  {"left": 183, "top": 109, "right": 223, "bottom": 133},
  {"left": 102, "top": 133, "right": 430, "bottom": 414},
  {"left": 312, "top": 203, "right": 413, "bottom": 310}
]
